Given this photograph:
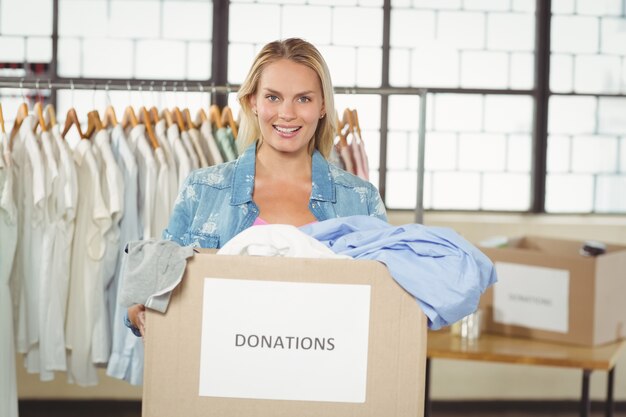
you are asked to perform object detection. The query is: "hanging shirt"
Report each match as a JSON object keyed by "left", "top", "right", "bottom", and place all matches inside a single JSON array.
[
  {"left": 337, "top": 141, "right": 355, "bottom": 175},
  {"left": 12, "top": 117, "right": 46, "bottom": 375},
  {"left": 166, "top": 124, "right": 192, "bottom": 190},
  {"left": 152, "top": 146, "right": 172, "bottom": 237},
  {"left": 350, "top": 130, "right": 369, "bottom": 181},
  {"left": 45, "top": 125, "right": 78, "bottom": 375},
  {"left": 300, "top": 215, "right": 498, "bottom": 330},
  {"left": 180, "top": 130, "right": 200, "bottom": 170},
  {"left": 199, "top": 120, "right": 223, "bottom": 166},
  {"left": 188, "top": 127, "right": 209, "bottom": 168},
  {"left": 128, "top": 125, "right": 157, "bottom": 240},
  {"left": 214, "top": 127, "right": 237, "bottom": 162},
  {"left": 28, "top": 129, "right": 60, "bottom": 382},
  {"left": 154, "top": 120, "right": 179, "bottom": 208},
  {"left": 66, "top": 139, "right": 110, "bottom": 386},
  {"left": 0, "top": 131, "right": 19, "bottom": 417},
  {"left": 92, "top": 129, "right": 125, "bottom": 365},
  {"left": 107, "top": 125, "right": 144, "bottom": 386}
]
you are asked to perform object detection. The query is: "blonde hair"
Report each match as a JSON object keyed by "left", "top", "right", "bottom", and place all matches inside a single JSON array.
[{"left": 237, "top": 38, "right": 337, "bottom": 158}]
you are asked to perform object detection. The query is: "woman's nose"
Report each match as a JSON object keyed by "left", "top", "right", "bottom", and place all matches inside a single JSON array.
[{"left": 279, "top": 102, "right": 296, "bottom": 121}]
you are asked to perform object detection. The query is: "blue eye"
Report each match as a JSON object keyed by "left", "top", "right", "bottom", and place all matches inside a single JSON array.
[
  {"left": 266, "top": 95, "right": 279, "bottom": 102},
  {"left": 298, "top": 96, "right": 311, "bottom": 103}
]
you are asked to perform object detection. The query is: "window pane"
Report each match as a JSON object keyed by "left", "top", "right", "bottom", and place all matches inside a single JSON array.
[
  {"left": 56, "top": 0, "right": 213, "bottom": 80},
  {"left": 390, "top": 4, "right": 535, "bottom": 89},
  {"left": 163, "top": 1, "right": 212, "bottom": 41},
  {"left": 1, "top": 0, "right": 52, "bottom": 36},
  {"left": 58, "top": 0, "right": 107, "bottom": 37},
  {"left": 482, "top": 173, "right": 531, "bottom": 211},
  {"left": 571, "top": 135, "right": 619, "bottom": 173},
  {"left": 547, "top": 97, "right": 626, "bottom": 213},
  {"left": 546, "top": 174, "right": 594, "bottom": 213},
  {"left": 596, "top": 176, "right": 626, "bottom": 212}
]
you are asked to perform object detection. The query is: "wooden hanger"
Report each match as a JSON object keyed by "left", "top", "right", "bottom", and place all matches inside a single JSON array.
[
  {"left": 195, "top": 108, "right": 208, "bottom": 126},
  {"left": 140, "top": 107, "right": 160, "bottom": 149},
  {"left": 83, "top": 110, "right": 103, "bottom": 138},
  {"left": 0, "top": 103, "right": 5, "bottom": 134},
  {"left": 62, "top": 108, "right": 86, "bottom": 139},
  {"left": 161, "top": 108, "right": 174, "bottom": 128},
  {"left": 351, "top": 108, "right": 362, "bottom": 139},
  {"left": 183, "top": 108, "right": 197, "bottom": 130},
  {"left": 122, "top": 106, "right": 139, "bottom": 129},
  {"left": 102, "top": 105, "right": 119, "bottom": 128},
  {"left": 341, "top": 108, "right": 355, "bottom": 135},
  {"left": 33, "top": 102, "right": 48, "bottom": 133},
  {"left": 150, "top": 106, "right": 160, "bottom": 124},
  {"left": 172, "top": 107, "right": 186, "bottom": 132},
  {"left": 10, "top": 102, "right": 29, "bottom": 145},
  {"left": 209, "top": 104, "right": 223, "bottom": 129},
  {"left": 221, "top": 106, "right": 238, "bottom": 138},
  {"left": 44, "top": 104, "right": 57, "bottom": 130}
]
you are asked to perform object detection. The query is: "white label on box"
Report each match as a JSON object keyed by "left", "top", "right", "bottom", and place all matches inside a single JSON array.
[
  {"left": 198, "top": 278, "right": 371, "bottom": 403},
  {"left": 493, "top": 262, "right": 569, "bottom": 333}
]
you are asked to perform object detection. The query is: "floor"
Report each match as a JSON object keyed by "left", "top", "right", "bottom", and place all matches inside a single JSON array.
[{"left": 17, "top": 400, "right": 626, "bottom": 417}]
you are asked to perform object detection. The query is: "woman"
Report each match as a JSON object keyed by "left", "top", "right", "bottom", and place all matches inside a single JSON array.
[{"left": 126, "top": 38, "right": 386, "bottom": 336}]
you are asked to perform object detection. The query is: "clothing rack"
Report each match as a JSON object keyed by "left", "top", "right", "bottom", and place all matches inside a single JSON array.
[{"left": 0, "top": 78, "right": 427, "bottom": 224}]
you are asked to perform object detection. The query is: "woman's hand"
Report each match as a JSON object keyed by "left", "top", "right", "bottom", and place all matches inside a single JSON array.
[{"left": 128, "top": 304, "right": 146, "bottom": 337}]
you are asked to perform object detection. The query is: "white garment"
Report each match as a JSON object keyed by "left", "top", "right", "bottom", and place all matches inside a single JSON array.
[
  {"left": 12, "top": 117, "right": 46, "bottom": 373},
  {"left": 152, "top": 147, "right": 172, "bottom": 237},
  {"left": 0, "top": 132, "right": 19, "bottom": 417},
  {"left": 180, "top": 130, "right": 199, "bottom": 170},
  {"left": 154, "top": 120, "right": 178, "bottom": 208},
  {"left": 218, "top": 224, "right": 348, "bottom": 259},
  {"left": 66, "top": 139, "right": 110, "bottom": 386},
  {"left": 107, "top": 125, "right": 144, "bottom": 386},
  {"left": 199, "top": 120, "right": 224, "bottom": 166},
  {"left": 92, "top": 130, "right": 125, "bottom": 365},
  {"left": 166, "top": 124, "right": 192, "bottom": 190},
  {"left": 128, "top": 125, "right": 157, "bottom": 240},
  {"left": 44, "top": 126, "right": 78, "bottom": 375},
  {"left": 187, "top": 127, "right": 209, "bottom": 168},
  {"left": 28, "top": 129, "right": 60, "bottom": 381}
]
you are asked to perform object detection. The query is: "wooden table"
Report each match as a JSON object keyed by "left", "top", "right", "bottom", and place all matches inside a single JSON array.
[{"left": 425, "top": 332, "right": 626, "bottom": 417}]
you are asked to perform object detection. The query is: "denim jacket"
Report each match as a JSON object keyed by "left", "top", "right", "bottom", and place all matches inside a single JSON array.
[{"left": 162, "top": 142, "right": 387, "bottom": 248}]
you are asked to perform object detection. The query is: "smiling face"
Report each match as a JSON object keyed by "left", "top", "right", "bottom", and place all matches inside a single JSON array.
[{"left": 249, "top": 58, "right": 325, "bottom": 158}]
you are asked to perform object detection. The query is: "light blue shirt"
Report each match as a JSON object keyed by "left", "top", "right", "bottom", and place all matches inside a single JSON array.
[
  {"left": 299, "top": 215, "right": 498, "bottom": 330},
  {"left": 162, "top": 142, "right": 387, "bottom": 248},
  {"left": 107, "top": 126, "right": 144, "bottom": 385}
]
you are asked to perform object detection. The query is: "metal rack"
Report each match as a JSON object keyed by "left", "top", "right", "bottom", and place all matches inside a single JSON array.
[{"left": 0, "top": 78, "right": 427, "bottom": 224}]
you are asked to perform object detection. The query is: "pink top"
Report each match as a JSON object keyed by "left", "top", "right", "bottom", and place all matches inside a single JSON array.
[{"left": 253, "top": 217, "right": 269, "bottom": 226}]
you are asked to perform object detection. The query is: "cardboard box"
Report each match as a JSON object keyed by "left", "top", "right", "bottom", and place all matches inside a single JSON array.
[
  {"left": 479, "top": 236, "right": 626, "bottom": 346},
  {"left": 143, "top": 251, "right": 427, "bottom": 417}
]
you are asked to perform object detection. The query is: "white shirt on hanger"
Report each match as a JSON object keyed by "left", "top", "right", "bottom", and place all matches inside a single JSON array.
[
  {"left": 29, "top": 129, "right": 60, "bottom": 382},
  {"left": 12, "top": 116, "right": 46, "bottom": 375},
  {"left": 152, "top": 146, "right": 172, "bottom": 238},
  {"left": 199, "top": 119, "right": 224, "bottom": 166},
  {"left": 0, "top": 131, "right": 19, "bottom": 417},
  {"left": 154, "top": 120, "right": 179, "bottom": 208},
  {"left": 66, "top": 138, "right": 110, "bottom": 386},
  {"left": 128, "top": 125, "right": 157, "bottom": 240},
  {"left": 166, "top": 124, "right": 192, "bottom": 191},
  {"left": 44, "top": 126, "right": 78, "bottom": 375},
  {"left": 188, "top": 127, "right": 209, "bottom": 168},
  {"left": 180, "top": 130, "right": 200, "bottom": 171}
]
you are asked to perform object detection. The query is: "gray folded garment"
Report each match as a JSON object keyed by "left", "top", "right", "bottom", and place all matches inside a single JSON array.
[{"left": 119, "top": 239, "right": 195, "bottom": 313}]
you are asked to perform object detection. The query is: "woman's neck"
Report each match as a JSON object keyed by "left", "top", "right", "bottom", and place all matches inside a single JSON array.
[{"left": 255, "top": 143, "right": 312, "bottom": 181}]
